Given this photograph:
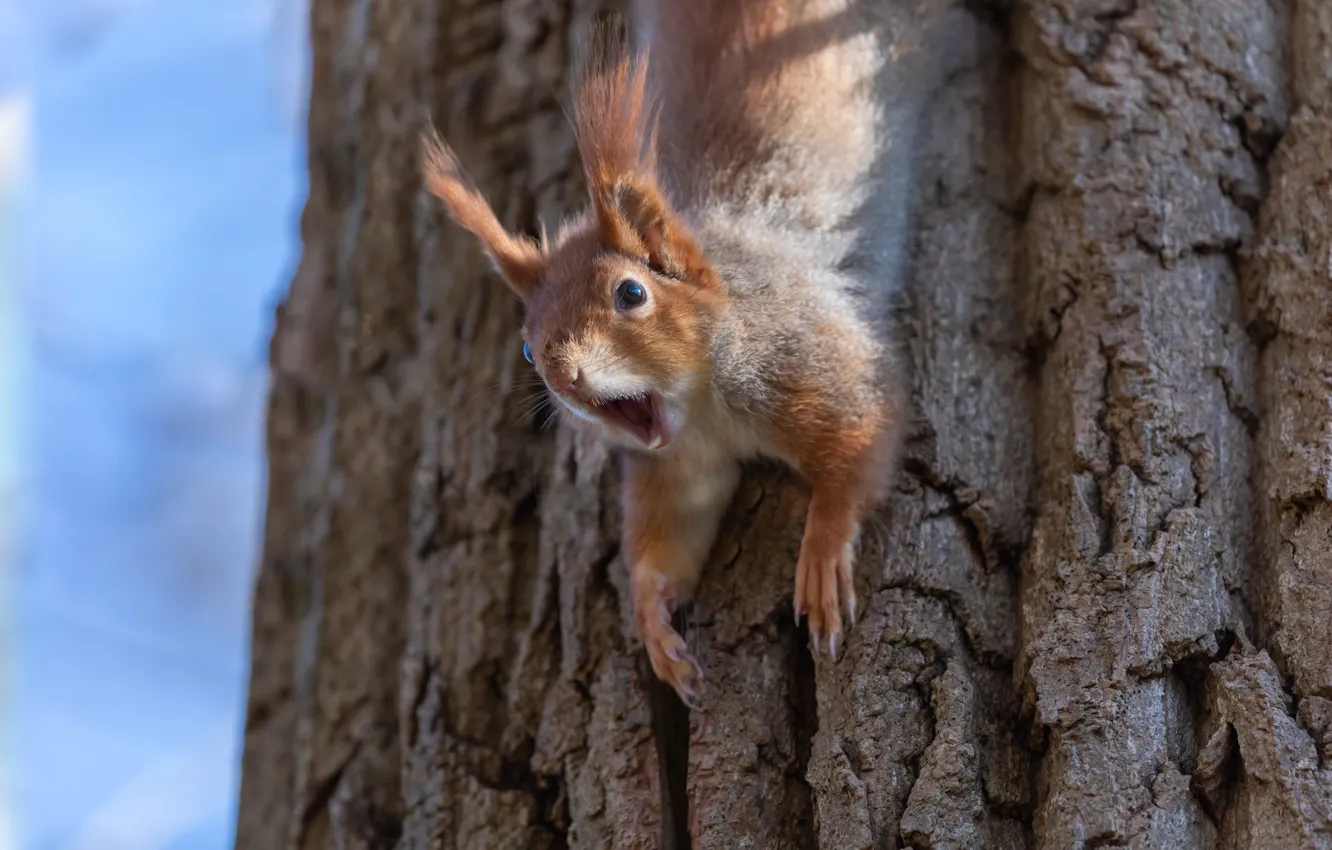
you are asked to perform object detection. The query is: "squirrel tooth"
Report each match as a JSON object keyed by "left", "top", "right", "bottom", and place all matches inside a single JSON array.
[{"left": 648, "top": 434, "right": 663, "bottom": 450}]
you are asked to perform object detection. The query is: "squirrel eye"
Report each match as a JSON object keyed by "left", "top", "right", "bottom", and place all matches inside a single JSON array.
[
  {"left": 522, "top": 342, "right": 533, "bottom": 364},
  {"left": 615, "top": 279, "right": 647, "bottom": 311}
]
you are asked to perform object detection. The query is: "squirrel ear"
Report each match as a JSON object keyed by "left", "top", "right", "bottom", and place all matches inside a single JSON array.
[
  {"left": 608, "top": 179, "right": 685, "bottom": 278},
  {"left": 420, "top": 130, "right": 543, "bottom": 299},
  {"left": 572, "top": 25, "right": 707, "bottom": 280}
]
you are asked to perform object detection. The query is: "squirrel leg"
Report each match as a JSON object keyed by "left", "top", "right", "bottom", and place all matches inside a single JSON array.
[
  {"left": 794, "top": 488, "right": 860, "bottom": 658},
  {"left": 623, "top": 452, "right": 740, "bottom": 707},
  {"left": 788, "top": 392, "right": 901, "bottom": 658}
]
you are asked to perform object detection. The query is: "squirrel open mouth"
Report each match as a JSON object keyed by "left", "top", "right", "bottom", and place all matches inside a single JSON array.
[{"left": 589, "top": 392, "right": 668, "bottom": 449}]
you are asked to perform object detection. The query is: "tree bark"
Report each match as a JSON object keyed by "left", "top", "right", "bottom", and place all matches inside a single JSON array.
[{"left": 235, "top": 1, "right": 1332, "bottom": 848}]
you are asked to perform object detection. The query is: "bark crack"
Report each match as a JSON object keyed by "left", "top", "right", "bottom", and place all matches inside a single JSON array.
[{"left": 645, "top": 610, "right": 693, "bottom": 850}]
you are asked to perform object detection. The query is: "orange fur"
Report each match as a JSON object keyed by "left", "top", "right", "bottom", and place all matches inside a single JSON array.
[
  {"left": 573, "top": 24, "right": 657, "bottom": 248},
  {"left": 420, "top": 129, "right": 544, "bottom": 297},
  {"left": 774, "top": 370, "right": 889, "bottom": 647},
  {"left": 635, "top": 0, "right": 885, "bottom": 210},
  {"left": 573, "top": 26, "right": 719, "bottom": 285},
  {"left": 622, "top": 451, "right": 739, "bottom": 705},
  {"left": 421, "top": 3, "right": 907, "bottom": 703}
]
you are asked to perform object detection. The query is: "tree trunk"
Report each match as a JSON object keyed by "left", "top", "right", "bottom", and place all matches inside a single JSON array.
[{"left": 235, "top": 0, "right": 1332, "bottom": 848}]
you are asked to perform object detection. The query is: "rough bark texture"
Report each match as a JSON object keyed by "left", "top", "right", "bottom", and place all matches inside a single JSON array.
[{"left": 235, "top": 1, "right": 1332, "bottom": 848}]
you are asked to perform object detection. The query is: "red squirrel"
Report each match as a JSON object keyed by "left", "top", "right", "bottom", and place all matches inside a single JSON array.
[{"left": 422, "top": 1, "right": 907, "bottom": 706}]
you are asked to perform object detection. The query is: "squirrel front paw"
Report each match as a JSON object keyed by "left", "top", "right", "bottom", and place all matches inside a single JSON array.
[
  {"left": 794, "top": 536, "right": 857, "bottom": 659},
  {"left": 633, "top": 571, "right": 704, "bottom": 708},
  {"left": 642, "top": 615, "right": 704, "bottom": 708}
]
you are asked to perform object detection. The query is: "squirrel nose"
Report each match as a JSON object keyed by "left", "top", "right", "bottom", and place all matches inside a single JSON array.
[{"left": 552, "top": 367, "right": 584, "bottom": 397}]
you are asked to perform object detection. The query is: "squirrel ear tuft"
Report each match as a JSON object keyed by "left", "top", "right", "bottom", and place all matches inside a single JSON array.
[
  {"left": 572, "top": 18, "right": 656, "bottom": 193},
  {"left": 571, "top": 25, "right": 713, "bottom": 284},
  {"left": 420, "top": 129, "right": 543, "bottom": 299}
]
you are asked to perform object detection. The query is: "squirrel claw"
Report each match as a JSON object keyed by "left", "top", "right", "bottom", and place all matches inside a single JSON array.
[
  {"left": 670, "top": 654, "right": 705, "bottom": 709},
  {"left": 647, "top": 635, "right": 704, "bottom": 707},
  {"left": 808, "top": 627, "right": 842, "bottom": 660},
  {"left": 677, "top": 669, "right": 705, "bottom": 710},
  {"left": 795, "top": 530, "right": 855, "bottom": 661},
  {"left": 637, "top": 584, "right": 705, "bottom": 708},
  {"left": 648, "top": 633, "right": 703, "bottom": 705}
]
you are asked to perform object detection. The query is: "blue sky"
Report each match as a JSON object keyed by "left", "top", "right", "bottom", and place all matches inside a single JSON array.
[{"left": 2, "top": 1, "right": 307, "bottom": 847}]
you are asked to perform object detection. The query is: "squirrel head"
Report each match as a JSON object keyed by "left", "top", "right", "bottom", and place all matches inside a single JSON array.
[{"left": 421, "top": 34, "right": 722, "bottom": 452}]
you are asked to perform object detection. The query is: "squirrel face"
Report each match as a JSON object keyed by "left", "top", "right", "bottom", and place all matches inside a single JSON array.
[
  {"left": 422, "top": 42, "right": 724, "bottom": 450},
  {"left": 516, "top": 223, "right": 718, "bottom": 451}
]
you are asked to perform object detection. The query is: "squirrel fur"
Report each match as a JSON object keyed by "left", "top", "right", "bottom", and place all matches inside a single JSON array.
[{"left": 423, "top": 0, "right": 921, "bottom": 706}]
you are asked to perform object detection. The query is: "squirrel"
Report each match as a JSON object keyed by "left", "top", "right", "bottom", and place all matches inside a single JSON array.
[{"left": 422, "top": 1, "right": 912, "bottom": 707}]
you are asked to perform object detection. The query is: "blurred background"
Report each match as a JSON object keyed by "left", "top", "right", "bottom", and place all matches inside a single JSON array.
[{"left": 1, "top": 0, "right": 309, "bottom": 847}]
